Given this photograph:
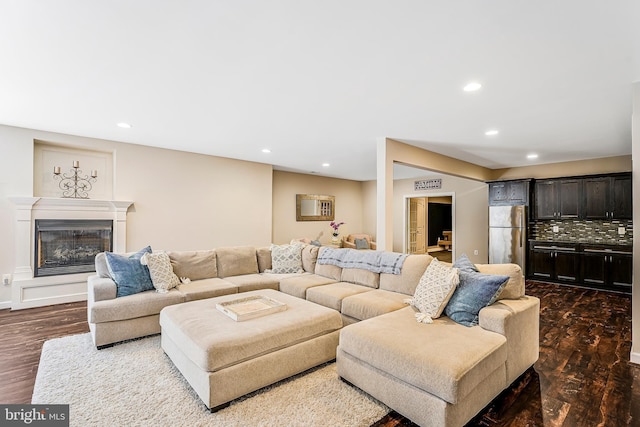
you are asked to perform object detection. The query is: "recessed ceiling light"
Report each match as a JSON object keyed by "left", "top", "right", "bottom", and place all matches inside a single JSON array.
[
  {"left": 527, "top": 153, "right": 539, "bottom": 160},
  {"left": 322, "top": 163, "right": 330, "bottom": 167},
  {"left": 485, "top": 130, "right": 499, "bottom": 136},
  {"left": 463, "top": 82, "right": 482, "bottom": 92},
  {"left": 261, "top": 148, "right": 271, "bottom": 153},
  {"left": 117, "top": 122, "right": 132, "bottom": 128}
]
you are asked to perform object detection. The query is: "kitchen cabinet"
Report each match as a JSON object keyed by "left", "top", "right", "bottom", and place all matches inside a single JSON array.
[
  {"left": 612, "top": 175, "right": 632, "bottom": 219},
  {"left": 534, "top": 179, "right": 581, "bottom": 220},
  {"left": 528, "top": 241, "right": 580, "bottom": 284},
  {"left": 528, "top": 241, "right": 632, "bottom": 293},
  {"left": 488, "top": 180, "right": 530, "bottom": 206},
  {"left": 581, "top": 245, "right": 632, "bottom": 293},
  {"left": 583, "top": 174, "right": 632, "bottom": 220}
]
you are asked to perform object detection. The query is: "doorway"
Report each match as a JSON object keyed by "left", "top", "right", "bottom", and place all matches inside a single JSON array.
[{"left": 406, "top": 194, "right": 454, "bottom": 262}]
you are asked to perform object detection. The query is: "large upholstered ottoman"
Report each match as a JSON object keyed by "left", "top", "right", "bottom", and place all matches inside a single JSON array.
[{"left": 159, "top": 289, "right": 342, "bottom": 411}]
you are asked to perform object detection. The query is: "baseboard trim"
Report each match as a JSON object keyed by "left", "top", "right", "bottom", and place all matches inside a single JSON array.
[
  {"left": 630, "top": 352, "right": 640, "bottom": 366},
  {"left": 0, "top": 301, "right": 11, "bottom": 310}
]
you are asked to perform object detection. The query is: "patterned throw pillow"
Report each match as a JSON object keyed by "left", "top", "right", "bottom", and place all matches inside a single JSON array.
[
  {"left": 407, "top": 258, "right": 459, "bottom": 324},
  {"left": 105, "top": 246, "right": 154, "bottom": 297},
  {"left": 265, "top": 243, "right": 305, "bottom": 274},
  {"left": 140, "top": 251, "right": 180, "bottom": 293}
]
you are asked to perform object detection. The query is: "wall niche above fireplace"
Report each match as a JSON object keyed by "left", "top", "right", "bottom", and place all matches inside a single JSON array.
[
  {"left": 34, "top": 219, "right": 113, "bottom": 277},
  {"left": 34, "top": 141, "right": 114, "bottom": 200}
]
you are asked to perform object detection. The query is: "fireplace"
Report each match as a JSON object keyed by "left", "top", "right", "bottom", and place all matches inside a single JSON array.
[{"left": 34, "top": 219, "right": 113, "bottom": 277}]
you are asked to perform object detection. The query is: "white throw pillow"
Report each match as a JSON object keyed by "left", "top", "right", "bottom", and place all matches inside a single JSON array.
[
  {"left": 140, "top": 251, "right": 180, "bottom": 293},
  {"left": 407, "top": 258, "right": 459, "bottom": 323},
  {"left": 265, "top": 243, "right": 304, "bottom": 274}
]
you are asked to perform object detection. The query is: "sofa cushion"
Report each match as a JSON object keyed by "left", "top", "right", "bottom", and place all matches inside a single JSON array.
[
  {"left": 340, "top": 268, "right": 379, "bottom": 288},
  {"left": 167, "top": 250, "right": 217, "bottom": 280},
  {"left": 338, "top": 306, "right": 507, "bottom": 404},
  {"left": 279, "top": 274, "right": 338, "bottom": 299},
  {"left": 301, "top": 245, "right": 319, "bottom": 273},
  {"left": 215, "top": 246, "right": 259, "bottom": 278},
  {"left": 408, "top": 258, "right": 459, "bottom": 323},
  {"left": 314, "top": 262, "right": 342, "bottom": 281},
  {"left": 105, "top": 246, "right": 154, "bottom": 297},
  {"left": 477, "top": 263, "right": 525, "bottom": 300},
  {"left": 140, "top": 251, "right": 180, "bottom": 293},
  {"left": 176, "top": 278, "right": 238, "bottom": 302},
  {"left": 306, "top": 282, "right": 373, "bottom": 311},
  {"left": 223, "top": 274, "right": 279, "bottom": 292},
  {"left": 256, "top": 247, "right": 272, "bottom": 272},
  {"left": 445, "top": 271, "right": 509, "bottom": 327},
  {"left": 341, "top": 289, "right": 408, "bottom": 321},
  {"left": 89, "top": 288, "right": 184, "bottom": 323},
  {"left": 379, "top": 254, "right": 433, "bottom": 296},
  {"left": 265, "top": 243, "right": 304, "bottom": 274}
]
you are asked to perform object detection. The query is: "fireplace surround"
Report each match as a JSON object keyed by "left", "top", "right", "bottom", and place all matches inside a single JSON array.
[{"left": 8, "top": 197, "right": 133, "bottom": 310}]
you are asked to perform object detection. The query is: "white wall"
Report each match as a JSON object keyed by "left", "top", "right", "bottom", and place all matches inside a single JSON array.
[{"left": 0, "top": 125, "right": 273, "bottom": 307}]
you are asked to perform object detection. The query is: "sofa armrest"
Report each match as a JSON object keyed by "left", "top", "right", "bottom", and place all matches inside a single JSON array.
[
  {"left": 370, "top": 242, "right": 377, "bottom": 250},
  {"left": 88, "top": 275, "right": 117, "bottom": 303},
  {"left": 479, "top": 296, "right": 540, "bottom": 385}
]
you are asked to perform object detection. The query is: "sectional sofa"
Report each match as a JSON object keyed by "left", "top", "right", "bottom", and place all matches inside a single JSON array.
[{"left": 86, "top": 244, "right": 539, "bottom": 427}]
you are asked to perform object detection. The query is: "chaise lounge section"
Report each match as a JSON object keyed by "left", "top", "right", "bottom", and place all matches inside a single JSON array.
[{"left": 337, "top": 294, "right": 540, "bottom": 427}]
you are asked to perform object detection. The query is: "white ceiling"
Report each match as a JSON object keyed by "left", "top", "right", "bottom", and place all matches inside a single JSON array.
[{"left": 1, "top": 1, "right": 639, "bottom": 181}]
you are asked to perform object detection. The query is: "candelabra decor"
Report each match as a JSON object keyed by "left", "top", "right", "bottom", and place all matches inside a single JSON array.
[{"left": 53, "top": 161, "right": 98, "bottom": 199}]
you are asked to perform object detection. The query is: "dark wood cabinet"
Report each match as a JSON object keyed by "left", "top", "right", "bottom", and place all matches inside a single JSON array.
[
  {"left": 528, "top": 242, "right": 631, "bottom": 293},
  {"left": 488, "top": 180, "right": 530, "bottom": 206},
  {"left": 534, "top": 173, "right": 630, "bottom": 220},
  {"left": 533, "top": 181, "right": 556, "bottom": 219},
  {"left": 534, "top": 179, "right": 581, "bottom": 219},
  {"left": 583, "top": 177, "right": 609, "bottom": 219},
  {"left": 558, "top": 179, "right": 581, "bottom": 219},
  {"left": 528, "top": 242, "right": 580, "bottom": 284},
  {"left": 583, "top": 174, "right": 632, "bottom": 220},
  {"left": 612, "top": 175, "right": 632, "bottom": 219},
  {"left": 581, "top": 245, "right": 632, "bottom": 293}
]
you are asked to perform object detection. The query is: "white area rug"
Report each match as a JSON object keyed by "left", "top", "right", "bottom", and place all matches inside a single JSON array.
[{"left": 32, "top": 333, "right": 389, "bottom": 426}]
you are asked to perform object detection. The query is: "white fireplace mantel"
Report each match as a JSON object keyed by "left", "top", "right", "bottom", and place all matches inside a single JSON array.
[{"left": 8, "top": 197, "right": 133, "bottom": 310}]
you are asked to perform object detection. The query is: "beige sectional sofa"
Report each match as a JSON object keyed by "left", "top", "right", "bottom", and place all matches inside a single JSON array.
[{"left": 86, "top": 244, "right": 539, "bottom": 427}]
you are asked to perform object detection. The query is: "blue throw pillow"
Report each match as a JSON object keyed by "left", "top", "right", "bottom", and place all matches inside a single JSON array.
[
  {"left": 105, "top": 246, "right": 154, "bottom": 297},
  {"left": 355, "top": 238, "right": 370, "bottom": 250},
  {"left": 452, "top": 253, "right": 479, "bottom": 272},
  {"left": 444, "top": 270, "right": 509, "bottom": 327}
]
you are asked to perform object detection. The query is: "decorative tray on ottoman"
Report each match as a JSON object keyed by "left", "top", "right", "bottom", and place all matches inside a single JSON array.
[{"left": 215, "top": 295, "right": 287, "bottom": 321}]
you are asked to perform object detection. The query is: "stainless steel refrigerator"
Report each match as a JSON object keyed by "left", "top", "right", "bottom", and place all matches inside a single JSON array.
[{"left": 489, "top": 205, "right": 527, "bottom": 274}]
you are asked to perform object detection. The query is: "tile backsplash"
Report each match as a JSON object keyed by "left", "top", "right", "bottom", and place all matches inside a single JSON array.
[{"left": 531, "top": 219, "right": 633, "bottom": 245}]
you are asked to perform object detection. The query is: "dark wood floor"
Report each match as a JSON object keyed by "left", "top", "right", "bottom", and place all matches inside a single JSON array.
[
  {"left": 0, "top": 281, "right": 638, "bottom": 427},
  {"left": 0, "top": 302, "right": 89, "bottom": 404}
]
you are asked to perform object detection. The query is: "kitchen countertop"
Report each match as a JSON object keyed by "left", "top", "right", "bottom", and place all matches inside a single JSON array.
[{"left": 529, "top": 239, "right": 632, "bottom": 249}]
